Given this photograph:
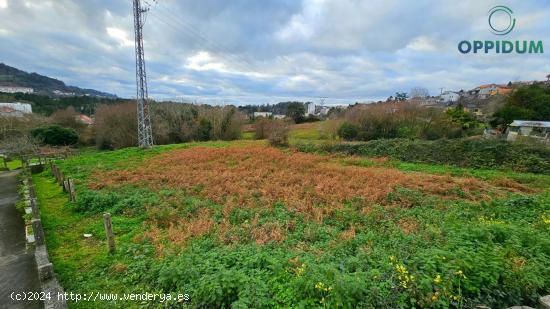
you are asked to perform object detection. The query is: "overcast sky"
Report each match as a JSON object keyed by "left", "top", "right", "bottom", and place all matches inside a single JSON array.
[{"left": 0, "top": 0, "right": 549, "bottom": 105}]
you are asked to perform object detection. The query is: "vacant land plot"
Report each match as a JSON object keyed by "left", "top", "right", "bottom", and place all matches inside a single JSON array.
[{"left": 34, "top": 141, "right": 550, "bottom": 308}]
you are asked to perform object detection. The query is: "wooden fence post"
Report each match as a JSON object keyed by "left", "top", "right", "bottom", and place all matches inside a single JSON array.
[
  {"left": 58, "top": 171, "right": 64, "bottom": 186},
  {"left": 52, "top": 164, "right": 58, "bottom": 180},
  {"left": 103, "top": 213, "right": 116, "bottom": 254},
  {"left": 68, "top": 179, "right": 76, "bottom": 202}
]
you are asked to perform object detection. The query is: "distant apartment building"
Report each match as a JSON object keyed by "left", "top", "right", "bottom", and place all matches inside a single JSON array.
[
  {"left": 53, "top": 90, "right": 77, "bottom": 96},
  {"left": 305, "top": 102, "right": 316, "bottom": 116},
  {"left": 0, "top": 86, "right": 34, "bottom": 94}
]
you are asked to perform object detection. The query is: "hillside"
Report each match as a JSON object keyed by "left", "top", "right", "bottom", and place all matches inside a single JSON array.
[{"left": 0, "top": 63, "right": 116, "bottom": 98}]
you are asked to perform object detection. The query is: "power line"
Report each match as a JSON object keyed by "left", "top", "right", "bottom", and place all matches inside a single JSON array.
[
  {"left": 148, "top": 2, "right": 263, "bottom": 74},
  {"left": 133, "top": 0, "right": 154, "bottom": 148}
]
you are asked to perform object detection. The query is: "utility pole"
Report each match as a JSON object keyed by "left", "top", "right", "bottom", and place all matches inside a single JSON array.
[{"left": 133, "top": 0, "right": 153, "bottom": 148}]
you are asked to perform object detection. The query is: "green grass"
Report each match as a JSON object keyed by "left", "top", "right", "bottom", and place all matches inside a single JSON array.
[
  {"left": 34, "top": 140, "right": 550, "bottom": 308},
  {"left": 1, "top": 158, "right": 22, "bottom": 170},
  {"left": 241, "top": 131, "right": 254, "bottom": 140},
  {"left": 289, "top": 126, "right": 321, "bottom": 141},
  {"left": 33, "top": 171, "right": 155, "bottom": 308}
]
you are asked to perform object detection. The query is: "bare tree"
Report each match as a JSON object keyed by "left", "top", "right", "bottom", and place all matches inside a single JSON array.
[
  {"left": 94, "top": 103, "right": 138, "bottom": 149},
  {"left": 51, "top": 106, "right": 83, "bottom": 130},
  {"left": 410, "top": 87, "right": 430, "bottom": 99},
  {"left": 0, "top": 134, "right": 40, "bottom": 167}
]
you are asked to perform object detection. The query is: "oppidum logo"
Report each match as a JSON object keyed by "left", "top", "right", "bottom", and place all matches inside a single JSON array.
[{"left": 458, "top": 5, "right": 544, "bottom": 54}]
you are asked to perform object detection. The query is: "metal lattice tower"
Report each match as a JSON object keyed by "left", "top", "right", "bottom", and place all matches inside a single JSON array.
[{"left": 133, "top": 0, "right": 153, "bottom": 148}]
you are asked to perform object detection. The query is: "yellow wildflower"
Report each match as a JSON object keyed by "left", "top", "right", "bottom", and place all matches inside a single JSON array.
[
  {"left": 434, "top": 274, "right": 442, "bottom": 284},
  {"left": 295, "top": 264, "right": 305, "bottom": 276},
  {"left": 455, "top": 270, "right": 466, "bottom": 279}
]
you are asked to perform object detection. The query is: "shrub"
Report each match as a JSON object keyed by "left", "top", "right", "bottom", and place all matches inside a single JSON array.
[
  {"left": 31, "top": 124, "right": 78, "bottom": 146},
  {"left": 337, "top": 122, "right": 359, "bottom": 140},
  {"left": 341, "top": 102, "right": 480, "bottom": 141},
  {"left": 254, "top": 118, "right": 271, "bottom": 140},
  {"left": 253, "top": 118, "right": 290, "bottom": 146},
  {"left": 267, "top": 120, "right": 290, "bottom": 147}
]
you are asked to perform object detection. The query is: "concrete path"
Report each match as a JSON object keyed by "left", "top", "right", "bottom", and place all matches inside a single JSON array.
[{"left": 0, "top": 170, "right": 42, "bottom": 309}]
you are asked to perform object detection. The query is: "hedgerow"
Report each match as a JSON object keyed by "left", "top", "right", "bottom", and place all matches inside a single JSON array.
[{"left": 301, "top": 138, "right": 550, "bottom": 174}]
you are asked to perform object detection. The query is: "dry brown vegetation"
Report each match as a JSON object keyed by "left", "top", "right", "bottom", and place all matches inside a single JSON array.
[
  {"left": 88, "top": 145, "right": 535, "bottom": 252},
  {"left": 90, "top": 146, "right": 526, "bottom": 218}
]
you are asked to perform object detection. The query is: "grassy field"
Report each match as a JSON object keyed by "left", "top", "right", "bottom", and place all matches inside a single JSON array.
[
  {"left": 33, "top": 137, "right": 550, "bottom": 308},
  {"left": 1, "top": 158, "right": 22, "bottom": 170}
]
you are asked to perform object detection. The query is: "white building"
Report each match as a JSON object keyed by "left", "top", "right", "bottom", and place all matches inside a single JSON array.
[
  {"left": 0, "top": 102, "right": 32, "bottom": 114},
  {"left": 440, "top": 91, "right": 460, "bottom": 103},
  {"left": 476, "top": 84, "right": 498, "bottom": 99},
  {"left": 53, "top": 90, "right": 76, "bottom": 96},
  {"left": 317, "top": 106, "right": 330, "bottom": 116},
  {"left": 305, "top": 102, "right": 316, "bottom": 116},
  {"left": 253, "top": 112, "right": 272, "bottom": 118},
  {"left": 273, "top": 114, "right": 286, "bottom": 119},
  {"left": 0, "top": 86, "right": 34, "bottom": 94}
]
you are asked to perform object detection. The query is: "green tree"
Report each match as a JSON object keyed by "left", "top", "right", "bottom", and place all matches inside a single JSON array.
[
  {"left": 31, "top": 124, "right": 78, "bottom": 146},
  {"left": 337, "top": 122, "right": 359, "bottom": 140},
  {"left": 197, "top": 119, "right": 212, "bottom": 141},
  {"left": 445, "top": 104, "right": 477, "bottom": 129},
  {"left": 395, "top": 92, "right": 408, "bottom": 101},
  {"left": 286, "top": 102, "right": 306, "bottom": 124},
  {"left": 491, "top": 84, "right": 550, "bottom": 127}
]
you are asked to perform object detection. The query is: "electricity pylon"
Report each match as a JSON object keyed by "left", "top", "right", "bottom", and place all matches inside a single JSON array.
[{"left": 133, "top": 0, "right": 153, "bottom": 148}]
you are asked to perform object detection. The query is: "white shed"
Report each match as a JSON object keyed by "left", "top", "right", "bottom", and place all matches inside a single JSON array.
[{"left": 506, "top": 120, "right": 550, "bottom": 141}]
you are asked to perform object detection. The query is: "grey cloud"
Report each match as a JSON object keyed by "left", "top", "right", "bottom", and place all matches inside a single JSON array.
[{"left": 0, "top": 0, "right": 548, "bottom": 104}]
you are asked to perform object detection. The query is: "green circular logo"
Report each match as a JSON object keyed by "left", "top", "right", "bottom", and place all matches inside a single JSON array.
[{"left": 488, "top": 6, "right": 516, "bottom": 35}]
